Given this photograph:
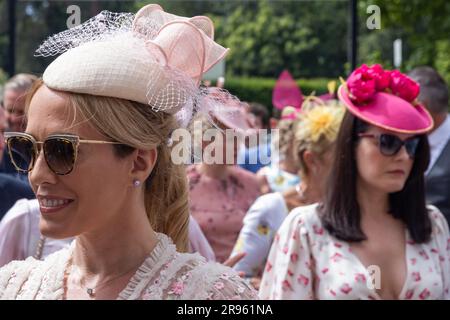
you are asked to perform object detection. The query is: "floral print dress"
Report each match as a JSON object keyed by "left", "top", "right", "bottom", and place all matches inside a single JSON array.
[
  {"left": 187, "top": 165, "right": 260, "bottom": 263},
  {"left": 259, "top": 203, "right": 450, "bottom": 300}
]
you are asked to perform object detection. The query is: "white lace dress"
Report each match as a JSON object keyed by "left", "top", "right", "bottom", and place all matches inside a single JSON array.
[{"left": 0, "top": 233, "right": 258, "bottom": 300}]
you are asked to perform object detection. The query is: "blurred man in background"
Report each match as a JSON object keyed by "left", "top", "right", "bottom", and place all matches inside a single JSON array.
[
  {"left": 0, "top": 74, "right": 37, "bottom": 180},
  {"left": 0, "top": 107, "right": 34, "bottom": 219},
  {"left": 409, "top": 66, "right": 450, "bottom": 223}
]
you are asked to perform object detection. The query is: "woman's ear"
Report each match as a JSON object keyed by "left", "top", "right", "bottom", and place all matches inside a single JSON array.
[
  {"left": 303, "top": 150, "right": 317, "bottom": 174},
  {"left": 130, "top": 148, "right": 158, "bottom": 182}
]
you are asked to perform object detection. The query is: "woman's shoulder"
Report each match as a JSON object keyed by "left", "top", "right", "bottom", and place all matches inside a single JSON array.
[
  {"left": 0, "top": 246, "right": 70, "bottom": 299},
  {"left": 0, "top": 256, "right": 42, "bottom": 298},
  {"left": 285, "top": 203, "right": 322, "bottom": 229},
  {"left": 246, "top": 193, "right": 286, "bottom": 218},
  {"left": 140, "top": 251, "right": 258, "bottom": 300},
  {"left": 427, "top": 205, "right": 450, "bottom": 237},
  {"left": 178, "top": 252, "right": 258, "bottom": 300}
]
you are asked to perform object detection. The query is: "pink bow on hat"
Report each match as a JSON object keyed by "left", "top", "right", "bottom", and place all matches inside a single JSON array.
[{"left": 134, "top": 4, "right": 229, "bottom": 85}]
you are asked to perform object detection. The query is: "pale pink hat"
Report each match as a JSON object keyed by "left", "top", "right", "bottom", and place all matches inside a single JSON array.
[
  {"left": 36, "top": 4, "right": 232, "bottom": 127},
  {"left": 338, "top": 64, "right": 433, "bottom": 134}
]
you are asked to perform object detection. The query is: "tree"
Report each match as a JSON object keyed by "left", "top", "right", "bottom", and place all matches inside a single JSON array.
[
  {"left": 358, "top": 0, "right": 450, "bottom": 85},
  {"left": 212, "top": 0, "right": 348, "bottom": 78}
]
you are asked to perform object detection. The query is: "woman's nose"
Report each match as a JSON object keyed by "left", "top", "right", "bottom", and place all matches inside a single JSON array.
[
  {"left": 29, "top": 149, "right": 58, "bottom": 186},
  {"left": 395, "top": 144, "right": 411, "bottom": 160}
]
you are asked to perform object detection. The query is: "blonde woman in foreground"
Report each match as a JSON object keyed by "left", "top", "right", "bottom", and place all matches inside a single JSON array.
[{"left": 0, "top": 4, "right": 257, "bottom": 300}]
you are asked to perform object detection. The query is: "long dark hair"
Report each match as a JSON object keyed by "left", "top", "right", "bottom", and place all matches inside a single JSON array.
[{"left": 319, "top": 111, "right": 432, "bottom": 243}]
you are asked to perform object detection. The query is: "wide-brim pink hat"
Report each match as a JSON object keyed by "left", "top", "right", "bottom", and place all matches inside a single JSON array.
[{"left": 338, "top": 64, "right": 433, "bottom": 134}]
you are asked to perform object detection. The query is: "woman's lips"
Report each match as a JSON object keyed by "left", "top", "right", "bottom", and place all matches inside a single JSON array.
[
  {"left": 387, "top": 170, "right": 406, "bottom": 176},
  {"left": 37, "top": 196, "right": 74, "bottom": 214}
]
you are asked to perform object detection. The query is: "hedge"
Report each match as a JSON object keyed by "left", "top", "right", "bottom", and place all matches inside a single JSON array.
[{"left": 220, "top": 77, "right": 335, "bottom": 114}]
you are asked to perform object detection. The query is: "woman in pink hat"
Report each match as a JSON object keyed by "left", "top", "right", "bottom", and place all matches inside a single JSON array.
[
  {"left": 0, "top": 4, "right": 257, "bottom": 300},
  {"left": 260, "top": 64, "right": 450, "bottom": 300}
]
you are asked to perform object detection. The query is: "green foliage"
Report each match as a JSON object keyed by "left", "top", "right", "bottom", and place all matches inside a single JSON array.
[
  {"left": 0, "top": 68, "right": 7, "bottom": 85},
  {"left": 1, "top": 0, "right": 448, "bottom": 90},
  {"left": 435, "top": 40, "right": 450, "bottom": 88},
  {"left": 211, "top": 0, "right": 347, "bottom": 78},
  {"left": 222, "top": 76, "right": 333, "bottom": 112}
]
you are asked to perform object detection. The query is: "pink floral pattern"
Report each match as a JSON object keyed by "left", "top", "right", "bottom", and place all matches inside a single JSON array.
[
  {"left": 259, "top": 204, "right": 450, "bottom": 300},
  {"left": 187, "top": 165, "right": 260, "bottom": 263}
]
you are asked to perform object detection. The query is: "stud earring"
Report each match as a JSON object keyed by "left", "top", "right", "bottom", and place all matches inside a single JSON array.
[{"left": 133, "top": 179, "right": 141, "bottom": 187}]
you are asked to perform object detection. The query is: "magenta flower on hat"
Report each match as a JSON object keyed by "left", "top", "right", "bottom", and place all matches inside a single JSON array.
[
  {"left": 366, "top": 64, "right": 391, "bottom": 91},
  {"left": 389, "top": 70, "right": 420, "bottom": 103},
  {"left": 346, "top": 64, "right": 376, "bottom": 104},
  {"left": 346, "top": 64, "right": 420, "bottom": 105}
]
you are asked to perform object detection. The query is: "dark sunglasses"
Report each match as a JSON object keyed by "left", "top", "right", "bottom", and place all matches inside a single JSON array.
[
  {"left": 4, "top": 132, "right": 123, "bottom": 175},
  {"left": 358, "top": 133, "right": 420, "bottom": 158}
]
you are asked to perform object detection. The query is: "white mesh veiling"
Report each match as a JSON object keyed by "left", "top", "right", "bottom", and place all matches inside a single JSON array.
[{"left": 35, "top": 11, "right": 134, "bottom": 57}]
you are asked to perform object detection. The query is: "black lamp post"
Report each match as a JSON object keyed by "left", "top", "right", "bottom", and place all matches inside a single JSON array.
[
  {"left": 349, "top": 0, "right": 358, "bottom": 71},
  {"left": 7, "top": 0, "right": 16, "bottom": 77}
]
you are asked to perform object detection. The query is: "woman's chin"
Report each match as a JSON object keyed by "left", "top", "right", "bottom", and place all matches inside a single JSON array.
[
  {"left": 382, "top": 181, "right": 407, "bottom": 194},
  {"left": 39, "top": 222, "right": 76, "bottom": 240}
]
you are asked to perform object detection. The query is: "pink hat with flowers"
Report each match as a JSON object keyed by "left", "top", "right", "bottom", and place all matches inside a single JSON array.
[{"left": 338, "top": 64, "right": 433, "bottom": 134}]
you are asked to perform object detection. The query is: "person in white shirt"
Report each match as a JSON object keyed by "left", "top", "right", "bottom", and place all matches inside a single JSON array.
[{"left": 409, "top": 66, "right": 450, "bottom": 224}]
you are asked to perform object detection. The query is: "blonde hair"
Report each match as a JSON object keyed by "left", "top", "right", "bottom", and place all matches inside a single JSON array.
[
  {"left": 274, "top": 106, "right": 299, "bottom": 158},
  {"left": 27, "top": 80, "right": 190, "bottom": 252},
  {"left": 294, "top": 98, "right": 345, "bottom": 180}
]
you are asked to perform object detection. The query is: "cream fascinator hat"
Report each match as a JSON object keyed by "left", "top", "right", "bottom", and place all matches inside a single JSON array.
[{"left": 36, "top": 4, "right": 235, "bottom": 128}]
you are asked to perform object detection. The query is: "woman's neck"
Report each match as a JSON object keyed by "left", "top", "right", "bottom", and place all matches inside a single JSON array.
[
  {"left": 198, "top": 163, "right": 229, "bottom": 179},
  {"left": 356, "top": 179, "right": 390, "bottom": 220},
  {"left": 284, "top": 178, "right": 322, "bottom": 209},
  {"left": 72, "top": 201, "right": 157, "bottom": 278},
  {"left": 301, "top": 179, "right": 322, "bottom": 204}
]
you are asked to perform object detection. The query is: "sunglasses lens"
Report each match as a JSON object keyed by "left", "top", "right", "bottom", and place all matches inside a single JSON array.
[
  {"left": 379, "top": 134, "right": 403, "bottom": 156},
  {"left": 44, "top": 138, "right": 75, "bottom": 175},
  {"left": 405, "top": 138, "right": 420, "bottom": 158},
  {"left": 7, "top": 136, "right": 34, "bottom": 172}
]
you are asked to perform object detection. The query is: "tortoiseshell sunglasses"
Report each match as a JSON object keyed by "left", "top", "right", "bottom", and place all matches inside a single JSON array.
[{"left": 4, "top": 132, "right": 123, "bottom": 175}]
